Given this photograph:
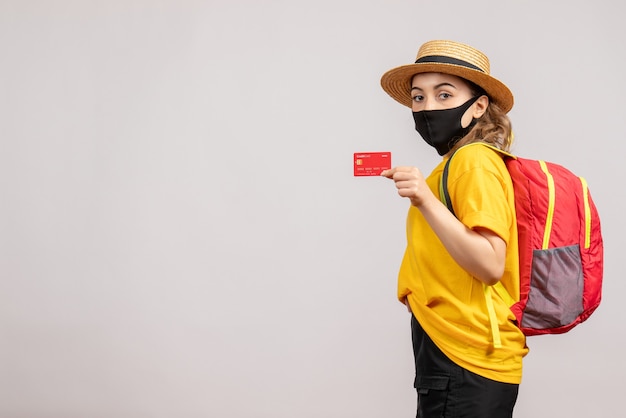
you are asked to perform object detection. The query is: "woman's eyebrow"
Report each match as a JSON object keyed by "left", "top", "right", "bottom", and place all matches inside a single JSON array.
[{"left": 411, "top": 82, "right": 457, "bottom": 91}]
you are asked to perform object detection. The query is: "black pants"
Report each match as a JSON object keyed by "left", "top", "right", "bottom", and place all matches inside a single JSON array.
[{"left": 411, "top": 315, "right": 519, "bottom": 418}]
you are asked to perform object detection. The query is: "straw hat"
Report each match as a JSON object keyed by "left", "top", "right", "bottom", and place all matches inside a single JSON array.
[{"left": 380, "top": 40, "right": 514, "bottom": 113}]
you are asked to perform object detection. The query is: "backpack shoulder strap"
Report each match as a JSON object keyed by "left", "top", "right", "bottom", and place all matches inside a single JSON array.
[
  {"left": 440, "top": 142, "right": 516, "bottom": 214},
  {"left": 440, "top": 155, "right": 456, "bottom": 216}
]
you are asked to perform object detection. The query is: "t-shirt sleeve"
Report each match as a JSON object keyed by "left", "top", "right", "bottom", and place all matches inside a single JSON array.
[{"left": 447, "top": 147, "right": 514, "bottom": 244}]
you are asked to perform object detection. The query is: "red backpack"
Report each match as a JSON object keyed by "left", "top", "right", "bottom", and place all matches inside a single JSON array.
[{"left": 441, "top": 143, "right": 603, "bottom": 341}]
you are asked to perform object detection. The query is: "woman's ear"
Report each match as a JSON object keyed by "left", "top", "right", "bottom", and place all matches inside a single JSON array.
[{"left": 472, "top": 95, "right": 489, "bottom": 118}]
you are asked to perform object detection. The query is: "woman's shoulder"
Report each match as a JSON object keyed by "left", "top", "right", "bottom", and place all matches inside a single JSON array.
[{"left": 451, "top": 142, "right": 508, "bottom": 172}]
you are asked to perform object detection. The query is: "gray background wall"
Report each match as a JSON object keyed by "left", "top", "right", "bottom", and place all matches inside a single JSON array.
[{"left": 1, "top": 1, "right": 623, "bottom": 417}]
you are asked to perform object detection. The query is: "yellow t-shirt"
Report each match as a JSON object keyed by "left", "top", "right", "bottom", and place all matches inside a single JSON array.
[{"left": 399, "top": 142, "right": 529, "bottom": 384}]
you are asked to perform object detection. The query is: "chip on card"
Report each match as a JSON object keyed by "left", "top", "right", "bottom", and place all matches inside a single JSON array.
[{"left": 354, "top": 152, "right": 391, "bottom": 176}]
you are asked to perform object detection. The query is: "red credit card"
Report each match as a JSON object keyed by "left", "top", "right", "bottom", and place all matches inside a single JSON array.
[{"left": 354, "top": 152, "right": 391, "bottom": 176}]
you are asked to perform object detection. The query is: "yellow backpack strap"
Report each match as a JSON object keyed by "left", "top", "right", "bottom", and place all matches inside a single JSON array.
[
  {"left": 483, "top": 285, "right": 502, "bottom": 349},
  {"left": 493, "top": 281, "right": 516, "bottom": 307},
  {"left": 486, "top": 282, "right": 518, "bottom": 349}
]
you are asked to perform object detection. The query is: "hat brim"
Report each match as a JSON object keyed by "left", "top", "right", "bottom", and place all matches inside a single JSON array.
[{"left": 380, "top": 62, "right": 514, "bottom": 113}]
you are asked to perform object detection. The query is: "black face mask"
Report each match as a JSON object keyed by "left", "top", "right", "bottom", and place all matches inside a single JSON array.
[{"left": 413, "top": 96, "right": 480, "bottom": 156}]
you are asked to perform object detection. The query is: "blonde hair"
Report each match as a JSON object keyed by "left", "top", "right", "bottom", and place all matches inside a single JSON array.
[{"left": 451, "top": 83, "right": 513, "bottom": 154}]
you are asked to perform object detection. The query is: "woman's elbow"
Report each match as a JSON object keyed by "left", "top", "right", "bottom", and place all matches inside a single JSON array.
[
  {"left": 480, "top": 263, "right": 505, "bottom": 286},
  {"left": 473, "top": 228, "right": 506, "bottom": 286},
  {"left": 482, "top": 275, "right": 502, "bottom": 287}
]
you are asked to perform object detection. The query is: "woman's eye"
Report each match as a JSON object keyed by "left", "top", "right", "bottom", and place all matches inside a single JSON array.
[
  {"left": 412, "top": 95, "right": 424, "bottom": 102},
  {"left": 439, "top": 92, "right": 451, "bottom": 100}
]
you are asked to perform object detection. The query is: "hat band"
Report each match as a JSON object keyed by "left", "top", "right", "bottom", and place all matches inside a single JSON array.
[{"left": 415, "top": 55, "right": 485, "bottom": 73}]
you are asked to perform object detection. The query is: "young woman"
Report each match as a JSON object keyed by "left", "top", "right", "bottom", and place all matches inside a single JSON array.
[{"left": 380, "top": 40, "right": 529, "bottom": 417}]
